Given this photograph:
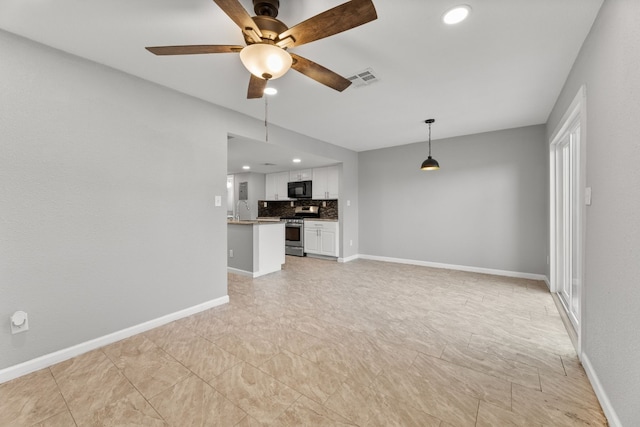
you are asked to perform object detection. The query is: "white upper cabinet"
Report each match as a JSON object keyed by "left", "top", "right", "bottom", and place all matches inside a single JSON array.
[
  {"left": 265, "top": 171, "right": 290, "bottom": 200},
  {"left": 289, "top": 169, "right": 312, "bottom": 182},
  {"left": 312, "top": 165, "right": 339, "bottom": 199}
]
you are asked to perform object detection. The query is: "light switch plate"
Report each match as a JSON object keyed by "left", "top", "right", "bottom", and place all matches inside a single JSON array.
[
  {"left": 585, "top": 187, "right": 592, "bottom": 205},
  {"left": 215, "top": 195, "right": 222, "bottom": 207}
]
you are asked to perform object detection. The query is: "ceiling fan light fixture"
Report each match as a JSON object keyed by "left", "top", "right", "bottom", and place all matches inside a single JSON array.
[
  {"left": 239, "top": 43, "right": 292, "bottom": 80},
  {"left": 443, "top": 5, "right": 471, "bottom": 25}
]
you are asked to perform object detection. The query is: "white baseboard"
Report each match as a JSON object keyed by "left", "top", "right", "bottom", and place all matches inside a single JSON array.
[
  {"left": 227, "top": 267, "right": 280, "bottom": 278},
  {"left": 581, "top": 352, "right": 621, "bottom": 427},
  {"left": 338, "top": 254, "right": 360, "bottom": 263},
  {"left": 543, "top": 275, "right": 551, "bottom": 289},
  {"left": 227, "top": 267, "right": 254, "bottom": 277},
  {"left": 358, "top": 254, "right": 547, "bottom": 281},
  {"left": 0, "top": 296, "right": 229, "bottom": 384}
]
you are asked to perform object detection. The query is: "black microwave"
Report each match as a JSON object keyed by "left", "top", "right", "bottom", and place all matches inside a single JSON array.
[{"left": 287, "top": 180, "right": 312, "bottom": 199}]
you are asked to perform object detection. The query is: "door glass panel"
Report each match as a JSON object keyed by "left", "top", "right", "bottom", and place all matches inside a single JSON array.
[
  {"left": 570, "top": 128, "right": 581, "bottom": 320},
  {"left": 555, "top": 122, "right": 580, "bottom": 331}
]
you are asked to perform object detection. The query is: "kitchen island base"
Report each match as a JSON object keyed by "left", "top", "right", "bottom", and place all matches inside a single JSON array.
[{"left": 227, "top": 221, "right": 285, "bottom": 278}]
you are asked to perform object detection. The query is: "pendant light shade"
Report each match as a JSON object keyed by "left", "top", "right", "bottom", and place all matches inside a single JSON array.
[
  {"left": 239, "top": 43, "right": 292, "bottom": 80},
  {"left": 421, "top": 156, "right": 440, "bottom": 170},
  {"left": 420, "top": 119, "right": 440, "bottom": 171}
]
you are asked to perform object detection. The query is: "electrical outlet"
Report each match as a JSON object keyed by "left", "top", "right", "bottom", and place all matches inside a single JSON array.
[
  {"left": 229, "top": 249, "right": 234, "bottom": 258},
  {"left": 10, "top": 311, "right": 29, "bottom": 334},
  {"left": 322, "top": 201, "right": 327, "bottom": 207},
  {"left": 350, "top": 240, "right": 353, "bottom": 246},
  {"left": 263, "top": 202, "right": 267, "bottom": 207},
  {"left": 290, "top": 201, "right": 294, "bottom": 207},
  {"left": 347, "top": 200, "right": 351, "bottom": 207}
]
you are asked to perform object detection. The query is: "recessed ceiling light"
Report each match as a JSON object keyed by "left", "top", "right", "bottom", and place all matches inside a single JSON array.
[
  {"left": 443, "top": 5, "right": 471, "bottom": 25},
  {"left": 264, "top": 87, "right": 277, "bottom": 95},
  {"left": 292, "top": 158, "right": 301, "bottom": 163},
  {"left": 242, "top": 165, "right": 250, "bottom": 170}
]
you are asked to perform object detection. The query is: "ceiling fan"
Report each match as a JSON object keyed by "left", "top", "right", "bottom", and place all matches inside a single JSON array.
[{"left": 146, "top": 0, "right": 377, "bottom": 99}]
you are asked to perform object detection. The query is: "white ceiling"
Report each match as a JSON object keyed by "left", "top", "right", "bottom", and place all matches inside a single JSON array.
[{"left": 1, "top": 0, "right": 602, "bottom": 152}]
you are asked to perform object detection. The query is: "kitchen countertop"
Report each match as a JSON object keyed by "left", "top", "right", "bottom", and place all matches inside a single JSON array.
[
  {"left": 227, "top": 218, "right": 338, "bottom": 224},
  {"left": 227, "top": 219, "right": 284, "bottom": 225}
]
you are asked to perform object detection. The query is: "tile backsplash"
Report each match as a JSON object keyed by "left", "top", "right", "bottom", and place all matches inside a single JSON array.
[{"left": 258, "top": 199, "right": 338, "bottom": 219}]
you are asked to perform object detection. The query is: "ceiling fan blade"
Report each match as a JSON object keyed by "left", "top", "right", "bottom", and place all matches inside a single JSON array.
[
  {"left": 145, "top": 45, "right": 243, "bottom": 55},
  {"left": 290, "top": 53, "right": 352, "bottom": 92},
  {"left": 247, "top": 74, "right": 267, "bottom": 99},
  {"left": 277, "top": 0, "right": 377, "bottom": 48},
  {"left": 212, "top": 0, "right": 263, "bottom": 44}
]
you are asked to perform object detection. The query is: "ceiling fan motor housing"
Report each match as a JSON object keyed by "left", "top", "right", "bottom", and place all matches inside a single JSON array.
[
  {"left": 244, "top": 15, "right": 288, "bottom": 44},
  {"left": 254, "top": 0, "right": 280, "bottom": 17}
]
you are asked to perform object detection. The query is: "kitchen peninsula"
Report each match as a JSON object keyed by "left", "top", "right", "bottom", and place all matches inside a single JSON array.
[{"left": 227, "top": 219, "right": 285, "bottom": 277}]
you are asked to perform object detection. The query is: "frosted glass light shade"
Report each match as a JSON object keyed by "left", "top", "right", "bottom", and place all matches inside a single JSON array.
[{"left": 239, "top": 43, "right": 292, "bottom": 80}]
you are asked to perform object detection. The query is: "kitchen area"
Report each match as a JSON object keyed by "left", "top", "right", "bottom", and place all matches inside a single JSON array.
[{"left": 227, "top": 136, "right": 341, "bottom": 277}]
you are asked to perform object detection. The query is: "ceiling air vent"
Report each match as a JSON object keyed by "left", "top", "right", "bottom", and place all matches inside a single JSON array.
[{"left": 346, "top": 67, "right": 380, "bottom": 88}]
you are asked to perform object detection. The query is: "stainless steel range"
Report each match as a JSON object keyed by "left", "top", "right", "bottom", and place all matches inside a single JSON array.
[
  {"left": 284, "top": 217, "right": 305, "bottom": 256},
  {"left": 284, "top": 206, "right": 319, "bottom": 257}
]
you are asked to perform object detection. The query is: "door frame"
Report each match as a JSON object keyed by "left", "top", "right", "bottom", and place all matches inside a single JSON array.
[{"left": 549, "top": 85, "right": 587, "bottom": 355}]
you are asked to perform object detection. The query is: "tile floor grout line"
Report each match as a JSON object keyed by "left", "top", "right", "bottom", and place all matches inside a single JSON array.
[{"left": 45, "top": 367, "right": 79, "bottom": 427}]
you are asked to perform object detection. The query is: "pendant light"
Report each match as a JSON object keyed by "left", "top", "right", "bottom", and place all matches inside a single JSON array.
[{"left": 420, "top": 119, "right": 440, "bottom": 171}]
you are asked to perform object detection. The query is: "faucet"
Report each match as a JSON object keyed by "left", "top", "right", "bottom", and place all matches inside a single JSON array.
[{"left": 235, "top": 200, "right": 250, "bottom": 220}]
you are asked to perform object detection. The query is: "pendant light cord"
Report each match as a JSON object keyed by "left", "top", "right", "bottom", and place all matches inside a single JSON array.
[{"left": 428, "top": 122, "right": 432, "bottom": 156}]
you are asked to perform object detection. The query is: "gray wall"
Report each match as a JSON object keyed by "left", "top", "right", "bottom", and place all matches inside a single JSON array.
[
  {"left": 0, "top": 29, "right": 361, "bottom": 370},
  {"left": 358, "top": 125, "right": 547, "bottom": 275},
  {"left": 0, "top": 30, "right": 228, "bottom": 369},
  {"left": 546, "top": 0, "right": 640, "bottom": 424}
]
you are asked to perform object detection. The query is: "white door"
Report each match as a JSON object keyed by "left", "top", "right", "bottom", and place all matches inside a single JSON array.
[
  {"left": 550, "top": 86, "right": 585, "bottom": 343},
  {"left": 555, "top": 123, "right": 581, "bottom": 330}
]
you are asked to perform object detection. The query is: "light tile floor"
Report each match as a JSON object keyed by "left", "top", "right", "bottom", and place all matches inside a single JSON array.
[{"left": 0, "top": 256, "right": 607, "bottom": 426}]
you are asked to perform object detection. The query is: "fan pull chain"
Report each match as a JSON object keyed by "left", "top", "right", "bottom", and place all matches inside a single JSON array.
[{"left": 264, "top": 94, "right": 269, "bottom": 143}]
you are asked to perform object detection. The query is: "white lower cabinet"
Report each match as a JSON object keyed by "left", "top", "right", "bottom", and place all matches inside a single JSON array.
[{"left": 304, "top": 220, "right": 339, "bottom": 257}]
